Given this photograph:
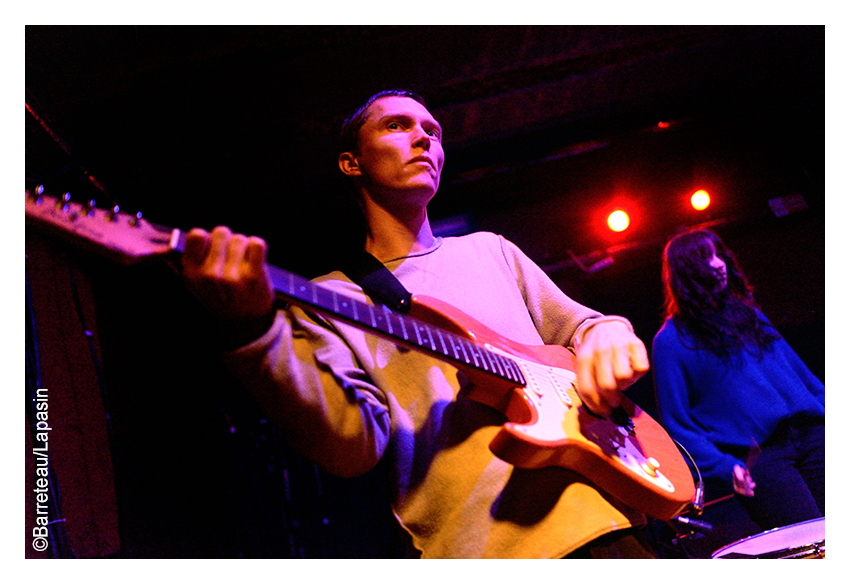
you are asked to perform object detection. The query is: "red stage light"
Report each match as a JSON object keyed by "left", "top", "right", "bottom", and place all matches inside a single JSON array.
[
  {"left": 607, "top": 210, "right": 630, "bottom": 232},
  {"left": 691, "top": 190, "right": 711, "bottom": 210}
]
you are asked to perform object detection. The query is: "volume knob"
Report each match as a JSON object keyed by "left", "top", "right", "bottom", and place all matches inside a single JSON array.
[{"left": 641, "top": 457, "right": 660, "bottom": 477}]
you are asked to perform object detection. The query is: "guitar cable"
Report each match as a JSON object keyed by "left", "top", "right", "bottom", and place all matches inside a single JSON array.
[
  {"left": 670, "top": 437, "right": 705, "bottom": 515},
  {"left": 639, "top": 438, "right": 712, "bottom": 557}
]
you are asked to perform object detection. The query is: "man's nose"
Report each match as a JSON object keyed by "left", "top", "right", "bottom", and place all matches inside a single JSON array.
[{"left": 411, "top": 126, "right": 431, "bottom": 150}]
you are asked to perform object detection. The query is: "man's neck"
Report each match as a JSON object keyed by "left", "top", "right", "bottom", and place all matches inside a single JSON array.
[{"left": 361, "top": 197, "right": 435, "bottom": 262}]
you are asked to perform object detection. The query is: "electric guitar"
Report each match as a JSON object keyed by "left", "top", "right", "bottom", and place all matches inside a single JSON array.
[{"left": 25, "top": 190, "right": 696, "bottom": 520}]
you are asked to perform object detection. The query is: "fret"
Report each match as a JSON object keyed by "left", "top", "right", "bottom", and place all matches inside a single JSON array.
[
  {"left": 412, "top": 321, "right": 424, "bottom": 347},
  {"left": 498, "top": 357, "right": 513, "bottom": 382},
  {"left": 491, "top": 352, "right": 508, "bottom": 378},
  {"left": 448, "top": 336, "right": 462, "bottom": 361},
  {"left": 457, "top": 338, "right": 472, "bottom": 365},
  {"left": 468, "top": 342, "right": 480, "bottom": 366},
  {"left": 466, "top": 341, "right": 480, "bottom": 367},
  {"left": 472, "top": 344, "right": 491, "bottom": 373},
  {"left": 507, "top": 360, "right": 524, "bottom": 383},
  {"left": 468, "top": 344, "right": 483, "bottom": 369},
  {"left": 507, "top": 359, "right": 523, "bottom": 383},
  {"left": 502, "top": 358, "right": 514, "bottom": 380},
  {"left": 423, "top": 324, "right": 437, "bottom": 352},
  {"left": 286, "top": 272, "right": 296, "bottom": 297},
  {"left": 502, "top": 357, "right": 517, "bottom": 382},
  {"left": 397, "top": 314, "right": 410, "bottom": 341},
  {"left": 418, "top": 324, "right": 433, "bottom": 351},
  {"left": 372, "top": 307, "right": 392, "bottom": 336},
  {"left": 450, "top": 336, "right": 464, "bottom": 363},
  {"left": 382, "top": 306, "right": 394, "bottom": 336},
  {"left": 434, "top": 329, "right": 450, "bottom": 359},
  {"left": 482, "top": 349, "right": 499, "bottom": 375},
  {"left": 484, "top": 351, "right": 499, "bottom": 375},
  {"left": 478, "top": 347, "right": 490, "bottom": 371}
]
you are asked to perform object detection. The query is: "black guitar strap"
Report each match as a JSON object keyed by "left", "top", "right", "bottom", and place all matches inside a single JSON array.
[{"left": 341, "top": 251, "right": 412, "bottom": 314}]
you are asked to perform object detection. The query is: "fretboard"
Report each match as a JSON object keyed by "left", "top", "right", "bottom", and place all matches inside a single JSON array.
[
  {"left": 170, "top": 228, "right": 525, "bottom": 386},
  {"left": 267, "top": 265, "right": 526, "bottom": 386}
]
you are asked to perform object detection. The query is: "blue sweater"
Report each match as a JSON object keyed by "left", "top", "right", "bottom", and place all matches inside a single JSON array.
[{"left": 652, "top": 316, "right": 825, "bottom": 490}]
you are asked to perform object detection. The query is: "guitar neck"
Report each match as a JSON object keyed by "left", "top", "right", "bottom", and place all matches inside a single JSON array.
[{"left": 170, "top": 229, "right": 526, "bottom": 387}]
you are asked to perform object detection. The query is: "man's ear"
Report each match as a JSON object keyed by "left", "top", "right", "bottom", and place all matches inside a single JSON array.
[{"left": 338, "top": 152, "right": 362, "bottom": 177}]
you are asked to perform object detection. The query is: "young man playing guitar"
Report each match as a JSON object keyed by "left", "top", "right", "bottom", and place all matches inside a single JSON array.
[{"left": 180, "top": 90, "right": 658, "bottom": 558}]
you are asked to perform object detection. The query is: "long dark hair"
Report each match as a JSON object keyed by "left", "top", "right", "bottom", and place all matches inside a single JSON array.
[{"left": 661, "top": 229, "right": 779, "bottom": 357}]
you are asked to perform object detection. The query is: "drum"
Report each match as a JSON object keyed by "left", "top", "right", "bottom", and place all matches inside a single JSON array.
[{"left": 712, "top": 517, "right": 825, "bottom": 559}]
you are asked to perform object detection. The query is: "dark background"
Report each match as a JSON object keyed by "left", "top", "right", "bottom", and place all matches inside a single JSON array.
[{"left": 25, "top": 25, "right": 825, "bottom": 558}]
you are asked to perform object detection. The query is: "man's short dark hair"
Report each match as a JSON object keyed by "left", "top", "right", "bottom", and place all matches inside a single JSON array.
[{"left": 339, "top": 89, "right": 427, "bottom": 154}]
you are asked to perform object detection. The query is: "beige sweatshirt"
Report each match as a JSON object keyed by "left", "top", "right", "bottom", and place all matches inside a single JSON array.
[{"left": 221, "top": 231, "right": 644, "bottom": 558}]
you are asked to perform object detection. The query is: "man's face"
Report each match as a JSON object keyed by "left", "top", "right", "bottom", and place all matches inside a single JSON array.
[{"left": 345, "top": 96, "right": 445, "bottom": 205}]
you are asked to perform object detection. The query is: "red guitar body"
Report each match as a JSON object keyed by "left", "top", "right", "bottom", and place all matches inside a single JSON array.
[{"left": 409, "top": 295, "right": 695, "bottom": 520}]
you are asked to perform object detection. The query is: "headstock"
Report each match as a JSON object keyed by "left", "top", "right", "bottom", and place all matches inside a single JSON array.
[{"left": 25, "top": 187, "right": 179, "bottom": 266}]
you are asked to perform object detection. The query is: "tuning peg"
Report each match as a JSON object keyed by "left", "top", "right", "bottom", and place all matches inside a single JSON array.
[
  {"left": 105, "top": 204, "right": 120, "bottom": 222},
  {"left": 128, "top": 211, "right": 144, "bottom": 227},
  {"left": 56, "top": 192, "right": 72, "bottom": 213},
  {"left": 86, "top": 199, "right": 97, "bottom": 217},
  {"left": 27, "top": 185, "right": 46, "bottom": 205}
]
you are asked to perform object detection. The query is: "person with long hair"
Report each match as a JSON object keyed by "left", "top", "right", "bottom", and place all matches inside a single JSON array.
[{"left": 652, "top": 228, "right": 825, "bottom": 531}]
